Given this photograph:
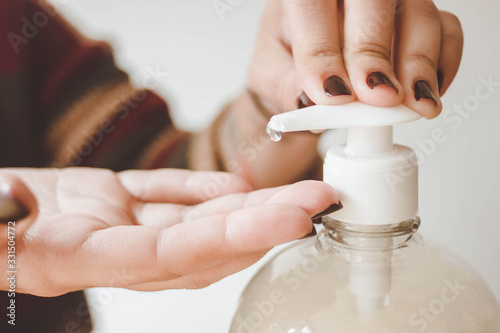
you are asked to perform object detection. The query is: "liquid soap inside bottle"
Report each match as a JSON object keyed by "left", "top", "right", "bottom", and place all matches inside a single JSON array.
[{"left": 230, "top": 218, "right": 500, "bottom": 333}]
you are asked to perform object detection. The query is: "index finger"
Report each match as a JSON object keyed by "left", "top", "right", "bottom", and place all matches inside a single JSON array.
[
  {"left": 57, "top": 203, "right": 316, "bottom": 291},
  {"left": 283, "top": 0, "right": 355, "bottom": 105}
]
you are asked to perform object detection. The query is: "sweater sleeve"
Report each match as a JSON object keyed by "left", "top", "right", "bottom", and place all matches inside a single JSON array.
[{"left": 0, "top": 0, "right": 190, "bottom": 171}]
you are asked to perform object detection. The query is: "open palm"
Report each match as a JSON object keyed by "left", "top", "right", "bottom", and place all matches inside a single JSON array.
[{"left": 0, "top": 168, "right": 337, "bottom": 297}]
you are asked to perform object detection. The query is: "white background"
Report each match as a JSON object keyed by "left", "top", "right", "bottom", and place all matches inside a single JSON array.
[{"left": 47, "top": 0, "right": 500, "bottom": 332}]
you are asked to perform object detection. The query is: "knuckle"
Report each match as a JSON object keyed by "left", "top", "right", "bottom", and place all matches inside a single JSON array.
[
  {"left": 301, "top": 41, "right": 343, "bottom": 59},
  {"left": 427, "top": 110, "right": 441, "bottom": 119},
  {"left": 402, "top": 53, "right": 437, "bottom": 70},
  {"left": 347, "top": 42, "right": 392, "bottom": 63},
  {"left": 286, "top": 0, "right": 327, "bottom": 12}
]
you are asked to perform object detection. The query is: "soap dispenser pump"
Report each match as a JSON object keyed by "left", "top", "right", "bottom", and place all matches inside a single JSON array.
[
  {"left": 230, "top": 102, "right": 500, "bottom": 333},
  {"left": 266, "top": 101, "right": 421, "bottom": 226}
]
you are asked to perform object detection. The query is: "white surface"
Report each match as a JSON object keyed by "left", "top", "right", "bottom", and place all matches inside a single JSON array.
[{"left": 48, "top": 0, "right": 500, "bottom": 332}]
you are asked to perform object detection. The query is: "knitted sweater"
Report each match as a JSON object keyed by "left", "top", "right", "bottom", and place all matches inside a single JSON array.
[
  {"left": 0, "top": 0, "right": 189, "bottom": 170},
  {"left": 1, "top": 0, "right": 193, "bottom": 331}
]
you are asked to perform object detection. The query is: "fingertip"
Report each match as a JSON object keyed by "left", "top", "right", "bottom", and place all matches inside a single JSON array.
[
  {"left": 266, "top": 180, "right": 339, "bottom": 216},
  {"left": 350, "top": 70, "right": 404, "bottom": 107},
  {"left": 422, "top": 104, "right": 442, "bottom": 119},
  {"left": 323, "top": 75, "right": 353, "bottom": 97},
  {"left": 404, "top": 97, "right": 442, "bottom": 119},
  {"left": 301, "top": 72, "right": 356, "bottom": 106},
  {"left": 296, "top": 180, "right": 340, "bottom": 206},
  {"left": 406, "top": 79, "right": 442, "bottom": 119},
  {"left": 355, "top": 84, "right": 404, "bottom": 107}
]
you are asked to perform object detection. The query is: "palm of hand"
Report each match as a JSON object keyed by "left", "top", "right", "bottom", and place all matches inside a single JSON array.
[
  {"left": 3, "top": 168, "right": 335, "bottom": 296},
  {"left": 18, "top": 168, "right": 149, "bottom": 295}
]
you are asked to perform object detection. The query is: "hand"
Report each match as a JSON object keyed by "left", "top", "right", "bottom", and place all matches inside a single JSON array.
[
  {"left": 249, "top": 0, "right": 463, "bottom": 118},
  {"left": 0, "top": 168, "right": 338, "bottom": 296},
  {"left": 208, "top": 0, "right": 463, "bottom": 189}
]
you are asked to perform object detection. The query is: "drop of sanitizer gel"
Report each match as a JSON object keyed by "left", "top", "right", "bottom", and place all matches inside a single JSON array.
[{"left": 266, "top": 124, "right": 282, "bottom": 142}]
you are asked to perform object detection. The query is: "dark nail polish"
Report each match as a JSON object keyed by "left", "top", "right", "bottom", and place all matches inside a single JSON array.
[
  {"left": 312, "top": 202, "right": 343, "bottom": 224},
  {"left": 414, "top": 80, "right": 438, "bottom": 109},
  {"left": 297, "top": 93, "right": 315, "bottom": 109},
  {"left": 367, "top": 72, "right": 399, "bottom": 93},
  {"left": 0, "top": 185, "right": 30, "bottom": 223},
  {"left": 437, "top": 70, "right": 444, "bottom": 92},
  {"left": 301, "top": 226, "right": 317, "bottom": 239},
  {"left": 324, "top": 76, "right": 351, "bottom": 97}
]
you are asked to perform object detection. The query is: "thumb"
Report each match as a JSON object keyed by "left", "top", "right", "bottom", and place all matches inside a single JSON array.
[{"left": 0, "top": 173, "right": 37, "bottom": 232}]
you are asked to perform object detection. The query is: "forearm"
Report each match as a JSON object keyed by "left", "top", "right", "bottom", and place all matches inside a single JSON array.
[{"left": 189, "top": 90, "right": 322, "bottom": 189}]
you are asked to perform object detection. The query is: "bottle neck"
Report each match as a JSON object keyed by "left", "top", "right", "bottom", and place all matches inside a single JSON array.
[{"left": 317, "top": 216, "right": 421, "bottom": 252}]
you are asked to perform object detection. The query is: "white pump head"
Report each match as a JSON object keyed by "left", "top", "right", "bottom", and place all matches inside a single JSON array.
[{"left": 267, "top": 102, "right": 421, "bottom": 226}]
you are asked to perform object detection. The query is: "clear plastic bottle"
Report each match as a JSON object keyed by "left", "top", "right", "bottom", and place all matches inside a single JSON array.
[
  {"left": 230, "top": 102, "right": 500, "bottom": 333},
  {"left": 230, "top": 217, "right": 500, "bottom": 332}
]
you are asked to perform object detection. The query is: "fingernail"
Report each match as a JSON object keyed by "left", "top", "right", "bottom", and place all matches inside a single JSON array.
[
  {"left": 437, "top": 70, "right": 444, "bottom": 92},
  {"left": 312, "top": 202, "right": 343, "bottom": 224},
  {"left": 414, "top": 80, "right": 438, "bottom": 109},
  {"left": 0, "top": 184, "right": 30, "bottom": 223},
  {"left": 324, "top": 76, "right": 351, "bottom": 97},
  {"left": 367, "top": 72, "right": 399, "bottom": 93},
  {"left": 301, "top": 226, "right": 317, "bottom": 239},
  {"left": 297, "top": 92, "right": 315, "bottom": 109}
]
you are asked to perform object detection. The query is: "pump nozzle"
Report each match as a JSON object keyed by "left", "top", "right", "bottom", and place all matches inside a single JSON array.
[
  {"left": 267, "top": 102, "right": 420, "bottom": 134},
  {"left": 267, "top": 101, "right": 421, "bottom": 226},
  {"left": 267, "top": 102, "right": 420, "bottom": 154}
]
